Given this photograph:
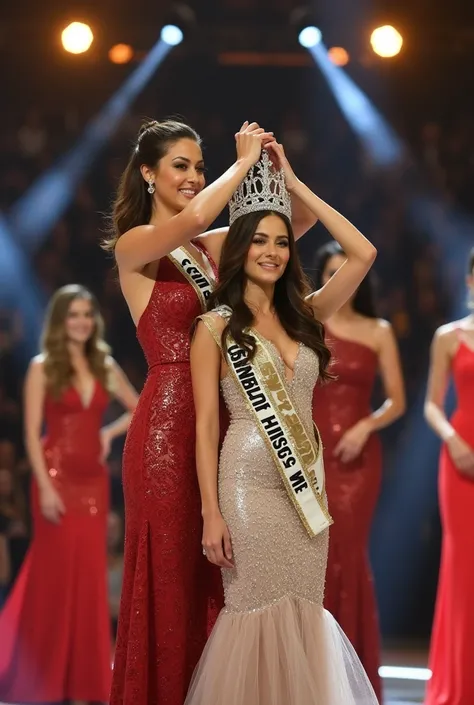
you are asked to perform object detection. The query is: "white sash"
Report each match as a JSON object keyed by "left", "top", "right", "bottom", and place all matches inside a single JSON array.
[
  {"left": 207, "top": 307, "right": 332, "bottom": 538},
  {"left": 168, "top": 246, "right": 215, "bottom": 311}
]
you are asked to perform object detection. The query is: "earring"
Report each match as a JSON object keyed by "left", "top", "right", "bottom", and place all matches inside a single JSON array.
[{"left": 147, "top": 180, "right": 155, "bottom": 195}]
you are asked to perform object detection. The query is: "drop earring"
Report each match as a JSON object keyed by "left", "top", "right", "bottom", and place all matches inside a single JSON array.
[{"left": 147, "top": 180, "right": 155, "bottom": 195}]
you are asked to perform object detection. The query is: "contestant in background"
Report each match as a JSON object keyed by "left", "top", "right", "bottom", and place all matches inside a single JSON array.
[
  {"left": 424, "top": 248, "right": 474, "bottom": 705},
  {"left": 0, "top": 284, "right": 138, "bottom": 705},
  {"left": 312, "top": 242, "right": 405, "bottom": 701}
]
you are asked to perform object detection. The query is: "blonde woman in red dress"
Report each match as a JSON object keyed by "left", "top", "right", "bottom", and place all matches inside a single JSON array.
[{"left": 0, "top": 284, "right": 138, "bottom": 705}]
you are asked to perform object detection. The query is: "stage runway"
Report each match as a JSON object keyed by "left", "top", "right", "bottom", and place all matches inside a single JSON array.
[{"left": 383, "top": 646, "right": 428, "bottom": 704}]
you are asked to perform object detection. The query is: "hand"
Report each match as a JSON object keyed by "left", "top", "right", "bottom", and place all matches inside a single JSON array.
[
  {"left": 39, "top": 485, "right": 66, "bottom": 524},
  {"left": 100, "top": 427, "right": 113, "bottom": 462},
  {"left": 235, "top": 121, "right": 275, "bottom": 167},
  {"left": 446, "top": 434, "right": 474, "bottom": 477},
  {"left": 333, "top": 419, "right": 372, "bottom": 464},
  {"left": 265, "top": 141, "right": 299, "bottom": 192},
  {"left": 202, "top": 512, "right": 234, "bottom": 568}
]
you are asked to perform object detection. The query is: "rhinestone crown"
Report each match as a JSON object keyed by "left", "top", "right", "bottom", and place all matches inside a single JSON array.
[{"left": 228, "top": 150, "right": 292, "bottom": 226}]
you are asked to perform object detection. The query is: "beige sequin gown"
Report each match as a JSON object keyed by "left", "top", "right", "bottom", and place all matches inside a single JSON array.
[{"left": 185, "top": 314, "right": 379, "bottom": 705}]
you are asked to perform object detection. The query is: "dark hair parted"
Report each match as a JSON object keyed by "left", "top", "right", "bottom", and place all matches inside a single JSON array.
[
  {"left": 313, "top": 241, "right": 378, "bottom": 319},
  {"left": 207, "top": 210, "right": 335, "bottom": 382},
  {"left": 102, "top": 119, "right": 201, "bottom": 251}
]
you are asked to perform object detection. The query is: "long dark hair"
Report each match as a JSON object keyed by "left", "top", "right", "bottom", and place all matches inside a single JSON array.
[
  {"left": 313, "top": 241, "right": 378, "bottom": 318},
  {"left": 207, "top": 210, "right": 334, "bottom": 382},
  {"left": 102, "top": 119, "right": 201, "bottom": 251}
]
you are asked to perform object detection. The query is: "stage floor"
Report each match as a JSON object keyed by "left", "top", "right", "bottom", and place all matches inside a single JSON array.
[{"left": 383, "top": 646, "right": 428, "bottom": 704}]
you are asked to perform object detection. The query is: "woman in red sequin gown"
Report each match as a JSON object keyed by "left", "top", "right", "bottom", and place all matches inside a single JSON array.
[
  {"left": 105, "top": 121, "right": 317, "bottom": 705},
  {"left": 424, "top": 251, "right": 474, "bottom": 705},
  {"left": 312, "top": 243, "right": 405, "bottom": 702},
  {"left": 0, "top": 285, "right": 138, "bottom": 704}
]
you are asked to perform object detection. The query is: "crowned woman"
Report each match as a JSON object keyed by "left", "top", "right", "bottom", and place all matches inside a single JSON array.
[{"left": 185, "top": 144, "right": 380, "bottom": 704}]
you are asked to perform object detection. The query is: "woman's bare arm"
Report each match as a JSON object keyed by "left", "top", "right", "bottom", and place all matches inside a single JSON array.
[{"left": 116, "top": 126, "right": 270, "bottom": 273}]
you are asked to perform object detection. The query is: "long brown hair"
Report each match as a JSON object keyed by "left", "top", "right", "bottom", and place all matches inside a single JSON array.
[
  {"left": 207, "top": 210, "right": 334, "bottom": 382},
  {"left": 102, "top": 119, "right": 201, "bottom": 251},
  {"left": 41, "top": 285, "right": 112, "bottom": 398}
]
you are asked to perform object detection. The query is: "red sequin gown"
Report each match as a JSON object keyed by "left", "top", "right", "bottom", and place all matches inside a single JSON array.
[
  {"left": 425, "top": 339, "right": 474, "bottom": 705},
  {"left": 312, "top": 332, "right": 382, "bottom": 701},
  {"left": 111, "top": 243, "right": 223, "bottom": 705},
  {"left": 0, "top": 380, "right": 112, "bottom": 703}
]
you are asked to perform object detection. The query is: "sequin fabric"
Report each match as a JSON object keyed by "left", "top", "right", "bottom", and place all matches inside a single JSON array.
[
  {"left": 0, "top": 382, "right": 112, "bottom": 703},
  {"left": 184, "top": 320, "right": 380, "bottom": 705},
  {"left": 111, "top": 243, "right": 224, "bottom": 705},
  {"left": 43, "top": 381, "right": 110, "bottom": 515},
  {"left": 214, "top": 329, "right": 329, "bottom": 613},
  {"left": 312, "top": 332, "right": 382, "bottom": 700}
]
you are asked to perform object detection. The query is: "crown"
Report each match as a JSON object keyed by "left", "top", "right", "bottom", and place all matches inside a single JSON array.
[{"left": 228, "top": 150, "right": 292, "bottom": 226}]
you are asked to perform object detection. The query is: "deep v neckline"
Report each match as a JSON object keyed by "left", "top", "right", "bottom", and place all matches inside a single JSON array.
[
  {"left": 252, "top": 330, "right": 302, "bottom": 384},
  {"left": 72, "top": 379, "right": 97, "bottom": 410}
]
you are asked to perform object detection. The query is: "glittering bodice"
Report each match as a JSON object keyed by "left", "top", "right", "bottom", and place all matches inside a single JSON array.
[
  {"left": 221, "top": 342, "right": 318, "bottom": 441},
  {"left": 42, "top": 381, "right": 110, "bottom": 515},
  {"left": 313, "top": 333, "right": 378, "bottom": 452},
  {"left": 137, "top": 244, "right": 218, "bottom": 368},
  {"left": 218, "top": 340, "right": 329, "bottom": 613}
]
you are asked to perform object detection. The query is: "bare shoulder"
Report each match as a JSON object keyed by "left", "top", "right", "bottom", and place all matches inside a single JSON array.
[
  {"left": 430, "top": 321, "right": 463, "bottom": 360},
  {"left": 374, "top": 318, "right": 395, "bottom": 339},
  {"left": 114, "top": 224, "right": 154, "bottom": 261},
  {"left": 105, "top": 355, "right": 117, "bottom": 370},
  {"left": 25, "top": 354, "right": 46, "bottom": 389},
  {"left": 201, "top": 311, "right": 227, "bottom": 331},
  {"left": 29, "top": 354, "right": 46, "bottom": 372}
]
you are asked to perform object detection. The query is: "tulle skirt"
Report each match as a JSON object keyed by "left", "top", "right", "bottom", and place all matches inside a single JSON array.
[{"left": 184, "top": 594, "right": 379, "bottom": 704}]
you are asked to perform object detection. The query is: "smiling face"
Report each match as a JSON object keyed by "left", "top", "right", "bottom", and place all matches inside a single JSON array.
[
  {"left": 141, "top": 138, "right": 206, "bottom": 215},
  {"left": 64, "top": 297, "right": 96, "bottom": 345},
  {"left": 243, "top": 214, "right": 291, "bottom": 286}
]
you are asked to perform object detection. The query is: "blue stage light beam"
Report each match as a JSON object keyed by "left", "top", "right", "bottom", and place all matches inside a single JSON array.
[
  {"left": 0, "top": 213, "right": 45, "bottom": 357},
  {"left": 9, "top": 33, "right": 180, "bottom": 252},
  {"left": 306, "top": 43, "right": 404, "bottom": 168}
]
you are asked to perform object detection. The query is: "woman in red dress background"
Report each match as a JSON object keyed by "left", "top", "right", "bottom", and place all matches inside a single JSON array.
[
  {"left": 312, "top": 242, "right": 405, "bottom": 701},
  {"left": 0, "top": 284, "right": 138, "bottom": 704},
  {"left": 104, "top": 120, "right": 317, "bottom": 705},
  {"left": 424, "top": 248, "right": 474, "bottom": 705}
]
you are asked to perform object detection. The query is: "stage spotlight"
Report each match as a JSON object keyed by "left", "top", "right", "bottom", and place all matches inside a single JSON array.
[
  {"left": 160, "top": 24, "right": 184, "bottom": 46},
  {"left": 61, "top": 21, "right": 94, "bottom": 55},
  {"left": 328, "top": 46, "right": 350, "bottom": 67},
  {"left": 299, "top": 26, "right": 322, "bottom": 48},
  {"left": 370, "top": 25, "right": 403, "bottom": 58},
  {"left": 290, "top": 6, "right": 323, "bottom": 49},
  {"left": 109, "top": 43, "right": 134, "bottom": 64}
]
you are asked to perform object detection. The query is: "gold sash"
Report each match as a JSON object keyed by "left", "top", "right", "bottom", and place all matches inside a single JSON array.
[
  {"left": 168, "top": 246, "right": 215, "bottom": 311},
  {"left": 200, "top": 307, "right": 332, "bottom": 538}
]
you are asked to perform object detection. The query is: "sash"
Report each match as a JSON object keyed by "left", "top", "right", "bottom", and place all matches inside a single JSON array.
[
  {"left": 211, "top": 307, "right": 332, "bottom": 538},
  {"left": 168, "top": 246, "right": 215, "bottom": 311}
]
